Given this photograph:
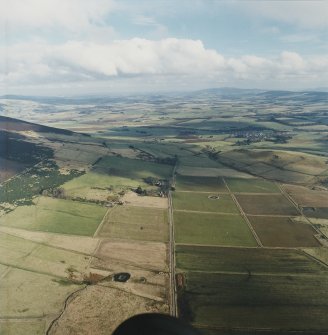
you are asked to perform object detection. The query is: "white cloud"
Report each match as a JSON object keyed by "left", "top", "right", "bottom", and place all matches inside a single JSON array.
[
  {"left": 234, "top": 0, "right": 328, "bottom": 29},
  {"left": 1, "top": 38, "right": 327, "bottom": 91},
  {"left": 0, "top": 0, "right": 115, "bottom": 32}
]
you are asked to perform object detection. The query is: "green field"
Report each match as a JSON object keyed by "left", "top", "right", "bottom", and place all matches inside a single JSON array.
[
  {"left": 178, "top": 272, "right": 328, "bottom": 331},
  {"left": 174, "top": 211, "right": 257, "bottom": 246},
  {"left": 62, "top": 170, "right": 149, "bottom": 197},
  {"left": 225, "top": 177, "right": 280, "bottom": 193},
  {"left": 62, "top": 154, "right": 173, "bottom": 197},
  {"left": 0, "top": 197, "right": 106, "bottom": 236},
  {"left": 175, "top": 175, "right": 228, "bottom": 192},
  {"left": 177, "top": 245, "right": 328, "bottom": 333},
  {"left": 249, "top": 216, "right": 320, "bottom": 247},
  {"left": 236, "top": 194, "right": 299, "bottom": 215},
  {"left": 94, "top": 155, "right": 173, "bottom": 180},
  {"left": 173, "top": 192, "right": 239, "bottom": 213},
  {"left": 176, "top": 245, "right": 326, "bottom": 274},
  {"left": 0, "top": 268, "right": 80, "bottom": 318},
  {"left": 0, "top": 232, "right": 91, "bottom": 280},
  {"left": 98, "top": 205, "right": 168, "bottom": 242}
]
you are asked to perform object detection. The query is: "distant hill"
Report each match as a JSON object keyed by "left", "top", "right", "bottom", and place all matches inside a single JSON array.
[
  {"left": 258, "top": 90, "right": 328, "bottom": 103},
  {"left": 191, "top": 87, "right": 265, "bottom": 97},
  {"left": 187, "top": 87, "right": 328, "bottom": 102}
]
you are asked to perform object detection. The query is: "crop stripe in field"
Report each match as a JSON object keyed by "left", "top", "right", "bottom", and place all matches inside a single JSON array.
[{"left": 222, "top": 178, "right": 263, "bottom": 247}]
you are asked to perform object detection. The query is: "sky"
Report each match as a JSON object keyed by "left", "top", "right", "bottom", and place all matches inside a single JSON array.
[{"left": 1, "top": 0, "right": 328, "bottom": 95}]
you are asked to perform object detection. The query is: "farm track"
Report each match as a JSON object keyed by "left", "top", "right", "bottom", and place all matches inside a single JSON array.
[{"left": 93, "top": 205, "right": 116, "bottom": 237}]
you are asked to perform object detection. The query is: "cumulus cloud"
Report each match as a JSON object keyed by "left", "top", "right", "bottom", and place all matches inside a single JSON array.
[{"left": 1, "top": 38, "right": 328, "bottom": 90}]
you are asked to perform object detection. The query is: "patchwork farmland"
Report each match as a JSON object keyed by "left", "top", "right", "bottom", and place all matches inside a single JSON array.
[
  {"left": 1, "top": 90, "right": 328, "bottom": 334},
  {"left": 172, "top": 167, "right": 328, "bottom": 334}
]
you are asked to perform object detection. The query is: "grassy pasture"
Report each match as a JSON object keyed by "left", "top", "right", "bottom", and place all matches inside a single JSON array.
[
  {"left": 176, "top": 245, "right": 326, "bottom": 274},
  {"left": 217, "top": 149, "right": 324, "bottom": 184},
  {"left": 174, "top": 212, "right": 257, "bottom": 246},
  {"left": 66, "top": 155, "right": 174, "bottom": 196},
  {"left": 0, "top": 321, "right": 45, "bottom": 335},
  {"left": 261, "top": 168, "right": 313, "bottom": 184},
  {"left": 0, "top": 264, "right": 8, "bottom": 276},
  {"left": 248, "top": 216, "right": 320, "bottom": 247},
  {"left": 0, "top": 268, "right": 80, "bottom": 318},
  {"left": 175, "top": 175, "right": 227, "bottom": 192},
  {"left": 0, "top": 232, "right": 91, "bottom": 279},
  {"left": 0, "top": 196, "right": 106, "bottom": 236},
  {"left": 178, "top": 272, "right": 328, "bottom": 331},
  {"left": 95, "top": 239, "right": 168, "bottom": 271},
  {"left": 62, "top": 171, "right": 149, "bottom": 199},
  {"left": 54, "top": 146, "right": 101, "bottom": 164},
  {"left": 98, "top": 205, "right": 168, "bottom": 242},
  {"left": 284, "top": 159, "right": 328, "bottom": 175},
  {"left": 173, "top": 192, "right": 238, "bottom": 213},
  {"left": 236, "top": 194, "right": 298, "bottom": 215},
  {"left": 225, "top": 177, "right": 280, "bottom": 193},
  {"left": 177, "top": 153, "right": 224, "bottom": 168},
  {"left": 0, "top": 226, "right": 99, "bottom": 255},
  {"left": 95, "top": 155, "right": 173, "bottom": 180}
]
